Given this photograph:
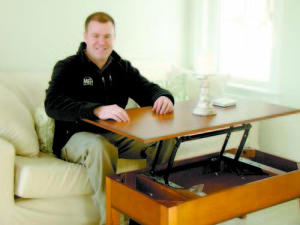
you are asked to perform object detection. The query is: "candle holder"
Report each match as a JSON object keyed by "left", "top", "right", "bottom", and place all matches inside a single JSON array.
[{"left": 193, "top": 74, "right": 217, "bottom": 116}]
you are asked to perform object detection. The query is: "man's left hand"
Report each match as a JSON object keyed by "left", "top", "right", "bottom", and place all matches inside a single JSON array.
[{"left": 152, "top": 96, "right": 174, "bottom": 114}]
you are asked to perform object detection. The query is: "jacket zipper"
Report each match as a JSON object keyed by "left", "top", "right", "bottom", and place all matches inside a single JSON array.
[
  {"left": 109, "top": 74, "right": 112, "bottom": 86},
  {"left": 102, "top": 77, "right": 109, "bottom": 104}
]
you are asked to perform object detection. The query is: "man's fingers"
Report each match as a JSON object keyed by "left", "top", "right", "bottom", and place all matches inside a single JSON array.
[
  {"left": 162, "top": 103, "right": 173, "bottom": 114},
  {"left": 152, "top": 101, "right": 159, "bottom": 113},
  {"left": 156, "top": 101, "right": 163, "bottom": 114},
  {"left": 95, "top": 105, "right": 130, "bottom": 122},
  {"left": 160, "top": 101, "right": 173, "bottom": 114},
  {"left": 152, "top": 96, "right": 174, "bottom": 114},
  {"left": 110, "top": 114, "right": 122, "bottom": 122},
  {"left": 159, "top": 101, "right": 168, "bottom": 114},
  {"left": 112, "top": 109, "right": 130, "bottom": 122}
]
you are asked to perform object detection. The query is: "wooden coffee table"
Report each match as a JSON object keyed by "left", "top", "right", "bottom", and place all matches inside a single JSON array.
[{"left": 84, "top": 99, "right": 300, "bottom": 225}]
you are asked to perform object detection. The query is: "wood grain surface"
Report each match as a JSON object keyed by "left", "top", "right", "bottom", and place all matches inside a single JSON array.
[{"left": 84, "top": 99, "right": 300, "bottom": 143}]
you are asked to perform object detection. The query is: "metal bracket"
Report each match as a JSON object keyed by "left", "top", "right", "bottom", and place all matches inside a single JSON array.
[
  {"left": 234, "top": 123, "right": 252, "bottom": 161},
  {"left": 164, "top": 137, "right": 182, "bottom": 185},
  {"left": 146, "top": 123, "right": 253, "bottom": 187},
  {"left": 150, "top": 140, "right": 164, "bottom": 176}
]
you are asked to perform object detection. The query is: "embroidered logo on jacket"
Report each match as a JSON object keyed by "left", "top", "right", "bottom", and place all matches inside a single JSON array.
[{"left": 83, "top": 77, "right": 93, "bottom": 86}]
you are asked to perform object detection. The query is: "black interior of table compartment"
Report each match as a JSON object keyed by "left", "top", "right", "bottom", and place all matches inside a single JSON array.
[{"left": 155, "top": 157, "right": 273, "bottom": 194}]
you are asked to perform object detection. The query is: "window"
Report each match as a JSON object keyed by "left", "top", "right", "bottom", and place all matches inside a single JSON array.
[{"left": 218, "top": 0, "right": 274, "bottom": 90}]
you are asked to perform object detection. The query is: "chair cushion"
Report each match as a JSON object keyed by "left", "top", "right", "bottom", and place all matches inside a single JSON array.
[
  {"left": 15, "top": 152, "right": 93, "bottom": 198},
  {"left": 14, "top": 152, "right": 147, "bottom": 198}
]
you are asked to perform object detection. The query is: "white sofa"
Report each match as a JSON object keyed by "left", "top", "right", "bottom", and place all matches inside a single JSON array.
[{"left": 0, "top": 61, "right": 263, "bottom": 225}]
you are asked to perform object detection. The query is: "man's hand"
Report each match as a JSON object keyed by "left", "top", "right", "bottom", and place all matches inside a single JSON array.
[
  {"left": 94, "top": 105, "right": 130, "bottom": 122},
  {"left": 152, "top": 96, "right": 174, "bottom": 114}
]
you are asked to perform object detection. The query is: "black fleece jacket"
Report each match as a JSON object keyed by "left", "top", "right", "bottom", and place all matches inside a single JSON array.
[{"left": 45, "top": 42, "right": 174, "bottom": 158}]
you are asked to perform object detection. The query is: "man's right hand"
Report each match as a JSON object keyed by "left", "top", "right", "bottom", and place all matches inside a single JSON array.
[{"left": 93, "top": 105, "right": 130, "bottom": 122}]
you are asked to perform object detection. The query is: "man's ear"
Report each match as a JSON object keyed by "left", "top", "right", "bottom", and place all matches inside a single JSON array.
[{"left": 83, "top": 32, "right": 87, "bottom": 42}]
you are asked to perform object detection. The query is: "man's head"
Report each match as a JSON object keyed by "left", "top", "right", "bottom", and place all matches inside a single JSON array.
[
  {"left": 85, "top": 12, "right": 115, "bottom": 34},
  {"left": 84, "top": 12, "right": 116, "bottom": 68}
]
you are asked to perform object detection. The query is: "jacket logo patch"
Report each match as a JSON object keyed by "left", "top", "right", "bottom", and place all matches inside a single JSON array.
[{"left": 83, "top": 77, "right": 93, "bottom": 86}]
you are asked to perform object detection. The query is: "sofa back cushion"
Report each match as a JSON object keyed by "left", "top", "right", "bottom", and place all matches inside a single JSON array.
[
  {"left": 0, "top": 83, "right": 39, "bottom": 157},
  {"left": 0, "top": 72, "right": 51, "bottom": 116}
]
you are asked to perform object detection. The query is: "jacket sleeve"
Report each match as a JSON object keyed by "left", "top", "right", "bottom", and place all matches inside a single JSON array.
[
  {"left": 44, "top": 60, "right": 101, "bottom": 122},
  {"left": 125, "top": 62, "right": 175, "bottom": 107}
]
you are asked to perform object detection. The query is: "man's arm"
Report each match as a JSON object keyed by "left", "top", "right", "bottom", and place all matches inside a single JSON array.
[{"left": 45, "top": 60, "right": 102, "bottom": 122}]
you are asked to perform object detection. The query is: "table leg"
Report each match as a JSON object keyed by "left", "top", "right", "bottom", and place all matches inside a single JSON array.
[{"left": 106, "top": 177, "right": 121, "bottom": 225}]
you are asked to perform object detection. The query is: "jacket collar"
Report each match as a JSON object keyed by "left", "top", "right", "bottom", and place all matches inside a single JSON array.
[{"left": 77, "top": 42, "right": 122, "bottom": 64}]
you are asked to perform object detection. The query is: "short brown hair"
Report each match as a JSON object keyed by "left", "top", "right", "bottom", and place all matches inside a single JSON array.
[{"left": 85, "top": 12, "right": 115, "bottom": 32}]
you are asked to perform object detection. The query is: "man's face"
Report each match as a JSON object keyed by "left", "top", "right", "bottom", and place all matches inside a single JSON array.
[{"left": 84, "top": 21, "right": 115, "bottom": 63}]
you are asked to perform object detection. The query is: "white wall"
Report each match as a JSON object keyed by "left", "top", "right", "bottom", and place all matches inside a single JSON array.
[{"left": 0, "top": 0, "right": 187, "bottom": 73}]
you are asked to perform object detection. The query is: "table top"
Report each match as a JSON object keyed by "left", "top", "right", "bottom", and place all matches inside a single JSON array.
[{"left": 83, "top": 99, "right": 300, "bottom": 143}]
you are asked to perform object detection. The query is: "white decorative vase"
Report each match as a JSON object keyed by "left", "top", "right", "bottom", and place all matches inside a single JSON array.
[{"left": 193, "top": 74, "right": 217, "bottom": 116}]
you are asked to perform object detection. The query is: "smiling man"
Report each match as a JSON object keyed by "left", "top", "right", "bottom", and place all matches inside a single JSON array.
[{"left": 45, "top": 12, "right": 176, "bottom": 225}]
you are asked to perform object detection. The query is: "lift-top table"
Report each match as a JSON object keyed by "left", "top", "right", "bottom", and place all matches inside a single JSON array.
[{"left": 84, "top": 99, "right": 300, "bottom": 225}]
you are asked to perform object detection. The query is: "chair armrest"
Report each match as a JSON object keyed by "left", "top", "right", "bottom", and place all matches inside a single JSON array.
[{"left": 0, "top": 137, "right": 15, "bottom": 208}]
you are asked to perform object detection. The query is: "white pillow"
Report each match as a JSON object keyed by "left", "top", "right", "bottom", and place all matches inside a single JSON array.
[
  {"left": 154, "top": 73, "right": 190, "bottom": 102},
  {"left": 129, "top": 61, "right": 190, "bottom": 102},
  {"left": 34, "top": 103, "right": 55, "bottom": 155},
  {"left": 130, "top": 60, "right": 172, "bottom": 81},
  {"left": 0, "top": 83, "right": 39, "bottom": 157}
]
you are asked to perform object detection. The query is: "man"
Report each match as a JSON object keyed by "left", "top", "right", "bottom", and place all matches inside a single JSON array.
[{"left": 45, "top": 12, "right": 176, "bottom": 225}]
